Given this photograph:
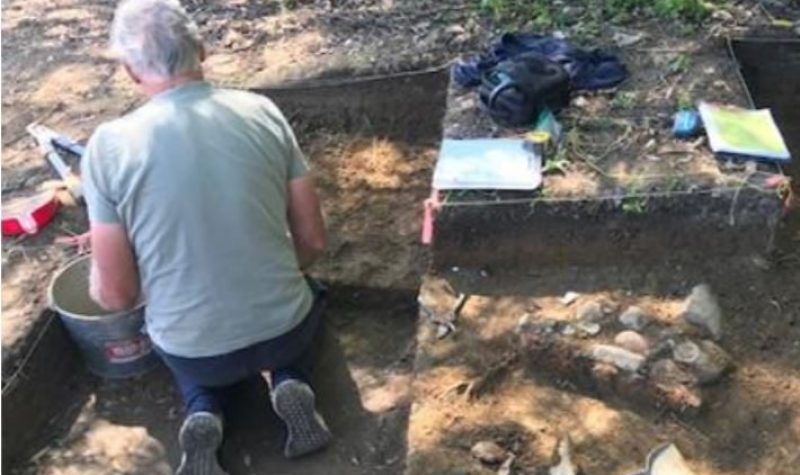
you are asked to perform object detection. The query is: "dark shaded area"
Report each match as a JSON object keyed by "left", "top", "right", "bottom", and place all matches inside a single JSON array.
[
  {"left": 253, "top": 66, "right": 449, "bottom": 142},
  {"left": 1, "top": 313, "right": 84, "bottom": 472},
  {"left": 433, "top": 188, "right": 781, "bottom": 271},
  {"left": 730, "top": 37, "right": 800, "bottom": 183},
  {"left": 730, "top": 36, "right": 800, "bottom": 255}
]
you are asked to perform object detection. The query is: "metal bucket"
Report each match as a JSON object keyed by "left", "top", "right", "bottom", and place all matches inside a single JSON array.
[{"left": 48, "top": 255, "right": 158, "bottom": 378}]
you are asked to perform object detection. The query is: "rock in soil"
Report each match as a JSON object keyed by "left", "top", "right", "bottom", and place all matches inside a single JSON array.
[
  {"left": 471, "top": 440, "right": 508, "bottom": 465},
  {"left": 673, "top": 340, "right": 733, "bottom": 384},
  {"left": 521, "top": 329, "right": 702, "bottom": 413},
  {"left": 575, "top": 301, "right": 604, "bottom": 322},
  {"left": 614, "top": 330, "right": 650, "bottom": 354},
  {"left": 673, "top": 340, "right": 702, "bottom": 364},
  {"left": 681, "top": 284, "right": 722, "bottom": 340},
  {"left": 695, "top": 340, "right": 734, "bottom": 384},
  {"left": 560, "top": 291, "right": 579, "bottom": 306},
  {"left": 649, "top": 358, "right": 697, "bottom": 386},
  {"left": 575, "top": 320, "right": 601, "bottom": 337},
  {"left": 641, "top": 443, "right": 698, "bottom": 475},
  {"left": 518, "top": 316, "right": 557, "bottom": 335},
  {"left": 516, "top": 313, "right": 535, "bottom": 333},
  {"left": 619, "top": 306, "right": 652, "bottom": 331},
  {"left": 589, "top": 344, "right": 645, "bottom": 372},
  {"left": 549, "top": 437, "right": 578, "bottom": 475},
  {"left": 497, "top": 454, "right": 515, "bottom": 475},
  {"left": 712, "top": 8, "right": 735, "bottom": 22}
]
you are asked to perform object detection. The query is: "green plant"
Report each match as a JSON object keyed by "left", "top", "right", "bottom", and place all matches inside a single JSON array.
[
  {"left": 533, "top": 7, "right": 554, "bottom": 28},
  {"left": 480, "top": 0, "right": 506, "bottom": 18},
  {"left": 608, "top": 0, "right": 649, "bottom": 9},
  {"left": 572, "top": 20, "right": 601, "bottom": 43},
  {"left": 669, "top": 54, "right": 692, "bottom": 75},
  {"left": 606, "top": 0, "right": 649, "bottom": 17},
  {"left": 621, "top": 177, "right": 648, "bottom": 214},
  {"left": 596, "top": 116, "right": 618, "bottom": 130},
  {"left": 655, "top": 0, "right": 710, "bottom": 21},
  {"left": 542, "top": 157, "right": 570, "bottom": 175},
  {"left": 622, "top": 197, "right": 647, "bottom": 214},
  {"left": 612, "top": 91, "right": 637, "bottom": 109},
  {"left": 676, "top": 89, "right": 693, "bottom": 110},
  {"left": 604, "top": 0, "right": 710, "bottom": 22},
  {"left": 665, "top": 174, "right": 682, "bottom": 191},
  {"left": 479, "top": 0, "right": 713, "bottom": 28},
  {"left": 479, "top": 0, "right": 578, "bottom": 29}
]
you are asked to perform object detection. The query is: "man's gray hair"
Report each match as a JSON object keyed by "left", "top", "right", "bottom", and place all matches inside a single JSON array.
[{"left": 111, "top": 0, "right": 203, "bottom": 80}]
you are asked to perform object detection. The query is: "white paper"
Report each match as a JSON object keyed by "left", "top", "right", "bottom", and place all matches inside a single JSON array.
[{"left": 432, "top": 139, "right": 542, "bottom": 190}]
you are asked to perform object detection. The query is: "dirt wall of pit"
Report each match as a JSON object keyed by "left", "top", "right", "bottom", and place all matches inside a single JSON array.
[
  {"left": 2, "top": 314, "right": 83, "bottom": 471},
  {"left": 253, "top": 66, "right": 449, "bottom": 142},
  {"left": 731, "top": 38, "right": 800, "bottom": 183},
  {"left": 433, "top": 188, "right": 783, "bottom": 271}
]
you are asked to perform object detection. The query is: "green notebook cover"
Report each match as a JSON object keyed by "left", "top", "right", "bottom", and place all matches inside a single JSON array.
[{"left": 698, "top": 102, "right": 790, "bottom": 162}]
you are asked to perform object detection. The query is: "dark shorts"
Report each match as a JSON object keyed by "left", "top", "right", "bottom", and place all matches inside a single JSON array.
[{"left": 156, "top": 278, "right": 327, "bottom": 413}]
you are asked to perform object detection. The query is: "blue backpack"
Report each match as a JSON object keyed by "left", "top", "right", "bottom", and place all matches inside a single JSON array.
[{"left": 478, "top": 52, "right": 570, "bottom": 128}]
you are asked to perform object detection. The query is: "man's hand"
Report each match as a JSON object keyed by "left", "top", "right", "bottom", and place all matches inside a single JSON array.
[
  {"left": 88, "top": 223, "right": 141, "bottom": 311},
  {"left": 287, "top": 176, "right": 326, "bottom": 269},
  {"left": 55, "top": 231, "right": 91, "bottom": 254}
]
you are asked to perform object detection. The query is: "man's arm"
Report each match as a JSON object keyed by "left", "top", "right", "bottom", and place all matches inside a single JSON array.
[
  {"left": 89, "top": 222, "right": 141, "bottom": 311},
  {"left": 287, "top": 176, "right": 326, "bottom": 269},
  {"left": 79, "top": 123, "right": 140, "bottom": 311}
]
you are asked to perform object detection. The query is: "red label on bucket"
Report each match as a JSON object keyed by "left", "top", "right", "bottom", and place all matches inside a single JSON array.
[{"left": 104, "top": 335, "right": 152, "bottom": 363}]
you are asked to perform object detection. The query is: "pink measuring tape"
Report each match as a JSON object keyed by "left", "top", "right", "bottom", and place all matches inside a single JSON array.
[{"left": 421, "top": 189, "right": 441, "bottom": 245}]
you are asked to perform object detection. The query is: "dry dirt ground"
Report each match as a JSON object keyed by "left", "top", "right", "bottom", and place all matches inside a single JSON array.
[
  {"left": 406, "top": 255, "right": 800, "bottom": 475},
  {"left": 3, "top": 1, "right": 800, "bottom": 474}
]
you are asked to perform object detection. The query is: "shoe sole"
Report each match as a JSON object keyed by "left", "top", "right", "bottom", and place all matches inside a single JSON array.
[
  {"left": 176, "top": 413, "right": 228, "bottom": 475},
  {"left": 272, "top": 381, "right": 332, "bottom": 458}
]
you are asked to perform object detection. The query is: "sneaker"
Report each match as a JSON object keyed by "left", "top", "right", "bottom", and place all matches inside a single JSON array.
[
  {"left": 176, "top": 412, "right": 228, "bottom": 475},
  {"left": 271, "top": 379, "right": 332, "bottom": 458}
]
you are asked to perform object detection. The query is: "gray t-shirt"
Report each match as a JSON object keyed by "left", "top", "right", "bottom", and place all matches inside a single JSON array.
[{"left": 82, "top": 81, "right": 313, "bottom": 358}]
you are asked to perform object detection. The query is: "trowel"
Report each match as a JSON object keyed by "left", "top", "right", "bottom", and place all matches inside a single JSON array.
[{"left": 628, "top": 443, "right": 697, "bottom": 475}]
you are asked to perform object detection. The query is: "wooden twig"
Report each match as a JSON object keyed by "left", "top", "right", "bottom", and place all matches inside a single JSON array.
[{"left": 466, "top": 352, "right": 519, "bottom": 401}]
